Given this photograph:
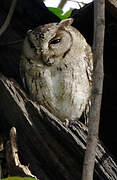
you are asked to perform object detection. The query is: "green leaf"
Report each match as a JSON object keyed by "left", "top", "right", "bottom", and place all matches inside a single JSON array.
[
  {"left": 48, "top": 7, "right": 63, "bottom": 19},
  {"left": 1, "top": 177, "right": 37, "bottom": 180},
  {"left": 48, "top": 7, "right": 72, "bottom": 20},
  {"left": 62, "top": 8, "right": 73, "bottom": 19}
]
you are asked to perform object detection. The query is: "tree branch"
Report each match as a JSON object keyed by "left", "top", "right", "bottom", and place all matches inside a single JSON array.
[
  {"left": 0, "top": 0, "right": 17, "bottom": 36},
  {"left": 58, "top": 0, "right": 68, "bottom": 9},
  {"left": 0, "top": 75, "right": 117, "bottom": 179},
  {"left": 82, "top": 0, "right": 105, "bottom": 179},
  {"left": 5, "top": 127, "right": 37, "bottom": 178}
]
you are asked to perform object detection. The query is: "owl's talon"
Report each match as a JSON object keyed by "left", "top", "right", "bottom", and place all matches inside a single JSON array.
[{"left": 63, "top": 119, "right": 69, "bottom": 129}]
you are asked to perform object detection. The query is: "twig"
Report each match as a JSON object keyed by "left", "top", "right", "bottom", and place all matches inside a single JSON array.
[
  {"left": 82, "top": 0, "right": 105, "bottom": 179},
  {"left": 0, "top": 39, "right": 23, "bottom": 46},
  {"left": 0, "top": 0, "right": 18, "bottom": 37},
  {"left": 58, "top": 0, "right": 67, "bottom": 9}
]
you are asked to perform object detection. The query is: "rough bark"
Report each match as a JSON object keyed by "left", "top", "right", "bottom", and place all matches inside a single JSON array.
[
  {"left": 82, "top": 0, "right": 105, "bottom": 179},
  {"left": 0, "top": 75, "right": 117, "bottom": 180},
  {"left": 5, "top": 127, "right": 36, "bottom": 178}
]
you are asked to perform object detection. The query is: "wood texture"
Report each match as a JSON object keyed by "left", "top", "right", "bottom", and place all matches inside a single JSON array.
[
  {"left": 0, "top": 75, "right": 117, "bottom": 180},
  {"left": 82, "top": 0, "right": 105, "bottom": 179}
]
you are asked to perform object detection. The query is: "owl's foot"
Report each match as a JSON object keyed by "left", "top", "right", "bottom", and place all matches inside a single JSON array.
[{"left": 63, "top": 118, "right": 70, "bottom": 129}]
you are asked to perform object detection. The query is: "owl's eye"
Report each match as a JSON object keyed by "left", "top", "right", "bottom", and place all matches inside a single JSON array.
[
  {"left": 29, "top": 40, "right": 35, "bottom": 49},
  {"left": 50, "top": 38, "right": 61, "bottom": 45},
  {"left": 28, "top": 37, "right": 36, "bottom": 50}
]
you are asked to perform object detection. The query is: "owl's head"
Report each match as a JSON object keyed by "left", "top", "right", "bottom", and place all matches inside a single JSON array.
[{"left": 22, "top": 18, "right": 87, "bottom": 66}]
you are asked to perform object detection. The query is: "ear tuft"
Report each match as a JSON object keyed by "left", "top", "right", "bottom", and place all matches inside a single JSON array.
[
  {"left": 27, "top": 29, "right": 33, "bottom": 35},
  {"left": 58, "top": 18, "right": 73, "bottom": 28}
]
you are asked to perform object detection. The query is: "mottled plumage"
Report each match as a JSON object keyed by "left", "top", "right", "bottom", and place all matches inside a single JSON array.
[{"left": 20, "top": 18, "right": 93, "bottom": 123}]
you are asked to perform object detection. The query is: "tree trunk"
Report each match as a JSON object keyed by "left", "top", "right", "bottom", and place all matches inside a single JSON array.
[{"left": 0, "top": 75, "right": 117, "bottom": 180}]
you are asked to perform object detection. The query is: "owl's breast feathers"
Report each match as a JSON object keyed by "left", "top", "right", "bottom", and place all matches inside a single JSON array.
[{"left": 21, "top": 56, "right": 92, "bottom": 122}]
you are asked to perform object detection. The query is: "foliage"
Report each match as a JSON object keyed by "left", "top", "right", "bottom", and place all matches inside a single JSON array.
[
  {"left": 48, "top": 7, "right": 72, "bottom": 19},
  {"left": 1, "top": 177, "right": 38, "bottom": 180}
]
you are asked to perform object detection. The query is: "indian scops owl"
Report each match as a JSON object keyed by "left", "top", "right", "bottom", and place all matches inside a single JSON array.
[{"left": 20, "top": 18, "right": 93, "bottom": 123}]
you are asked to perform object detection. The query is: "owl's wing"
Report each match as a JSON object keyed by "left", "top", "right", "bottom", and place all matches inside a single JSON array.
[
  {"left": 84, "top": 48, "right": 93, "bottom": 125},
  {"left": 84, "top": 99, "right": 91, "bottom": 125},
  {"left": 20, "top": 56, "right": 29, "bottom": 93},
  {"left": 86, "top": 57, "right": 93, "bottom": 86}
]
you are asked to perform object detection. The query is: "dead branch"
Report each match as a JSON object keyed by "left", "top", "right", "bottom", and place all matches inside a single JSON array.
[
  {"left": 0, "top": 0, "right": 17, "bottom": 36},
  {"left": 0, "top": 75, "right": 117, "bottom": 180},
  {"left": 5, "top": 127, "right": 36, "bottom": 178}
]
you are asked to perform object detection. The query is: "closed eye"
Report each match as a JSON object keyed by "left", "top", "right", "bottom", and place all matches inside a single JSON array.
[
  {"left": 50, "top": 38, "right": 61, "bottom": 45},
  {"left": 28, "top": 37, "right": 36, "bottom": 50}
]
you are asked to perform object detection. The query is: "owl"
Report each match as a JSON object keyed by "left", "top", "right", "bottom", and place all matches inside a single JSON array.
[{"left": 20, "top": 18, "right": 93, "bottom": 124}]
